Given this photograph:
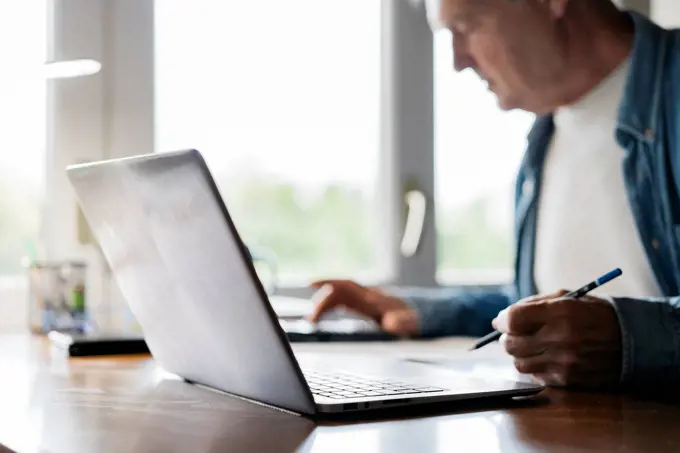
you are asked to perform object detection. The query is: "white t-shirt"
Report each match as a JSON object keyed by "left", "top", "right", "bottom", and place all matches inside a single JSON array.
[{"left": 533, "top": 60, "right": 662, "bottom": 298}]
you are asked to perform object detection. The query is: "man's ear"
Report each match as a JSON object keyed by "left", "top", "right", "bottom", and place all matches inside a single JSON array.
[{"left": 547, "top": 0, "right": 569, "bottom": 18}]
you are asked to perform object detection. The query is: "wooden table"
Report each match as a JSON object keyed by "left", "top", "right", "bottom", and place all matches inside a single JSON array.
[{"left": 2, "top": 334, "right": 680, "bottom": 453}]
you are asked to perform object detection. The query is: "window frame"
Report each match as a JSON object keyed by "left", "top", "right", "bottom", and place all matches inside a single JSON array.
[
  {"left": 42, "top": 0, "right": 486, "bottom": 312},
  {"left": 44, "top": 0, "right": 155, "bottom": 329},
  {"left": 43, "top": 0, "right": 654, "bottom": 315}
]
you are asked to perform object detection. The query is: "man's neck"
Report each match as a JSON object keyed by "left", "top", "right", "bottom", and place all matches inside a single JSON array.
[{"left": 547, "top": 8, "right": 635, "bottom": 111}]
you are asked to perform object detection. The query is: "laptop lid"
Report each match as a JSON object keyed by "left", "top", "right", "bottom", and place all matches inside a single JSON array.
[{"left": 67, "top": 150, "right": 317, "bottom": 414}]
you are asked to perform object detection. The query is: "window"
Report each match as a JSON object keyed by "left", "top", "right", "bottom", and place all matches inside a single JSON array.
[
  {"left": 155, "top": 0, "right": 383, "bottom": 286},
  {"left": 434, "top": 29, "right": 535, "bottom": 285},
  {"left": 0, "top": 2, "right": 46, "bottom": 323}
]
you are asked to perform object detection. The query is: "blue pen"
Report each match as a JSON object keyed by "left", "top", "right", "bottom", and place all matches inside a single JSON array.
[{"left": 469, "top": 268, "right": 623, "bottom": 351}]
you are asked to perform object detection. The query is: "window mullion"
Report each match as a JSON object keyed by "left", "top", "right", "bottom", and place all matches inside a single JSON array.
[{"left": 381, "top": 0, "right": 437, "bottom": 288}]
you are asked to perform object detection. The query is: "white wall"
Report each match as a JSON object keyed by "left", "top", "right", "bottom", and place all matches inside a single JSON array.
[
  {"left": 653, "top": 0, "right": 680, "bottom": 27},
  {"left": 618, "top": 0, "right": 651, "bottom": 15}
]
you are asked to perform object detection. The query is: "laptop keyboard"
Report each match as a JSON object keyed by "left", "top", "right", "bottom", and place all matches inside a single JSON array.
[{"left": 303, "top": 368, "right": 446, "bottom": 400}]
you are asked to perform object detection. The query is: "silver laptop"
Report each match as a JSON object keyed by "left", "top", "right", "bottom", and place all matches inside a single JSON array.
[{"left": 66, "top": 150, "right": 543, "bottom": 415}]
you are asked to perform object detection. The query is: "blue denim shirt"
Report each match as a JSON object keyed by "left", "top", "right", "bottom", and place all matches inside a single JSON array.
[{"left": 403, "top": 12, "right": 680, "bottom": 385}]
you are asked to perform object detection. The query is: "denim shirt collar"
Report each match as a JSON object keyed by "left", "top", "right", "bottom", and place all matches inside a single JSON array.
[{"left": 616, "top": 11, "right": 669, "bottom": 145}]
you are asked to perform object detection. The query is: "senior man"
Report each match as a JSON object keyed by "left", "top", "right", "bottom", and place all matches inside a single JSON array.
[{"left": 309, "top": 0, "right": 680, "bottom": 389}]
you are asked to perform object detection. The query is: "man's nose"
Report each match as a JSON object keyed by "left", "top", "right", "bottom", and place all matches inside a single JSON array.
[{"left": 453, "top": 49, "right": 475, "bottom": 73}]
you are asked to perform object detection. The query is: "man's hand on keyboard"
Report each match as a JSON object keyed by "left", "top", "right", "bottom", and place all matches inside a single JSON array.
[{"left": 307, "top": 280, "right": 420, "bottom": 336}]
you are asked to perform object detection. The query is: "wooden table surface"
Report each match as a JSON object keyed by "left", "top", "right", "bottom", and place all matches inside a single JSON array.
[{"left": 2, "top": 334, "right": 680, "bottom": 453}]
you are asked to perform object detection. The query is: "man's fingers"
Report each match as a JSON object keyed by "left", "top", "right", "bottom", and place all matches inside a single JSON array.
[
  {"left": 494, "top": 302, "right": 549, "bottom": 335},
  {"left": 532, "top": 372, "right": 566, "bottom": 387},
  {"left": 308, "top": 286, "right": 340, "bottom": 323},
  {"left": 310, "top": 279, "right": 364, "bottom": 291},
  {"left": 501, "top": 333, "right": 546, "bottom": 358},
  {"left": 310, "top": 280, "right": 373, "bottom": 304},
  {"left": 513, "top": 349, "right": 588, "bottom": 387},
  {"left": 517, "top": 290, "right": 567, "bottom": 305},
  {"left": 307, "top": 281, "right": 382, "bottom": 323},
  {"left": 516, "top": 294, "right": 547, "bottom": 305},
  {"left": 494, "top": 290, "right": 570, "bottom": 334},
  {"left": 513, "top": 354, "right": 550, "bottom": 375},
  {"left": 310, "top": 280, "right": 331, "bottom": 289}
]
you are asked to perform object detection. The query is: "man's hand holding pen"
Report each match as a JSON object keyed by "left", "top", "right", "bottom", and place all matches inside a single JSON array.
[{"left": 493, "top": 290, "right": 622, "bottom": 388}]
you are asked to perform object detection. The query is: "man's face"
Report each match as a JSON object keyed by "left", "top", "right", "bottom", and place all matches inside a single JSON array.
[{"left": 440, "top": 0, "right": 567, "bottom": 113}]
